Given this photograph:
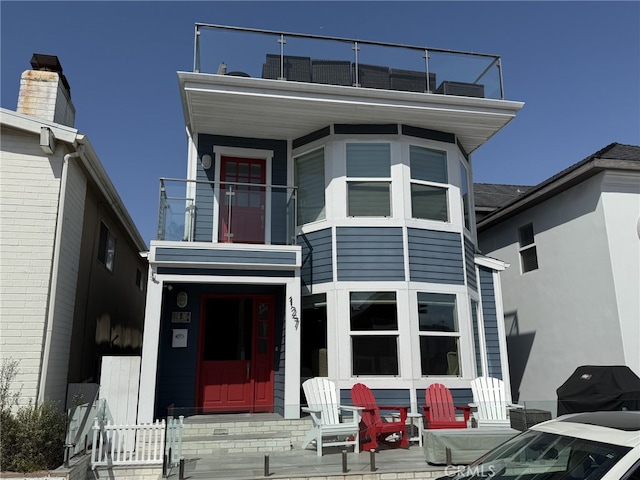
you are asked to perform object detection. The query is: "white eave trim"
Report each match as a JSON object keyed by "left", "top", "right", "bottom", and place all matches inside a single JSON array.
[
  {"left": 475, "top": 254, "right": 509, "bottom": 271},
  {"left": 0, "top": 107, "right": 78, "bottom": 143}
]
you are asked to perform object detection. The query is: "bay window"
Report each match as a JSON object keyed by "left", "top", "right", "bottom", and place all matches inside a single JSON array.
[
  {"left": 350, "top": 292, "right": 398, "bottom": 375},
  {"left": 346, "top": 143, "right": 391, "bottom": 217},
  {"left": 417, "top": 292, "right": 460, "bottom": 376},
  {"left": 295, "top": 148, "right": 325, "bottom": 225},
  {"left": 409, "top": 146, "right": 448, "bottom": 222}
]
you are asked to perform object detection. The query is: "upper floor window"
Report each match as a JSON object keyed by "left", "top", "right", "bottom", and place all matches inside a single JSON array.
[
  {"left": 409, "top": 146, "right": 448, "bottom": 222},
  {"left": 98, "top": 221, "right": 116, "bottom": 272},
  {"left": 350, "top": 291, "right": 398, "bottom": 376},
  {"left": 417, "top": 292, "right": 460, "bottom": 376},
  {"left": 518, "top": 223, "right": 538, "bottom": 273},
  {"left": 295, "top": 148, "right": 326, "bottom": 225},
  {"left": 346, "top": 143, "right": 391, "bottom": 217}
]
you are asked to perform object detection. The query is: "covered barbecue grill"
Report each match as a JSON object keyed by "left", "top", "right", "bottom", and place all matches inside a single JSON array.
[{"left": 557, "top": 365, "right": 640, "bottom": 416}]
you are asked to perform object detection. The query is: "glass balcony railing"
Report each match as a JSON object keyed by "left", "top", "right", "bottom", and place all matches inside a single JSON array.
[
  {"left": 157, "top": 178, "right": 297, "bottom": 246},
  {"left": 192, "top": 23, "right": 504, "bottom": 100}
]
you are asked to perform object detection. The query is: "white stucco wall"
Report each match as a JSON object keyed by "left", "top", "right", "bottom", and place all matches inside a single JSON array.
[
  {"left": 478, "top": 172, "right": 634, "bottom": 410},
  {"left": 600, "top": 171, "right": 640, "bottom": 376}
]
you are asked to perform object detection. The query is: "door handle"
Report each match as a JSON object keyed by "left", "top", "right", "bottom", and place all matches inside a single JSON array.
[{"left": 246, "top": 361, "right": 250, "bottom": 380}]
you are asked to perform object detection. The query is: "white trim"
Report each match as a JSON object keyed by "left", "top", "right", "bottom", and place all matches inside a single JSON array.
[
  {"left": 492, "top": 268, "right": 513, "bottom": 402},
  {"left": 475, "top": 255, "right": 509, "bottom": 271}
]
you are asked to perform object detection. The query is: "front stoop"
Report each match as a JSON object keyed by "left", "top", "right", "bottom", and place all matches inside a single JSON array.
[{"left": 180, "top": 414, "right": 313, "bottom": 456}]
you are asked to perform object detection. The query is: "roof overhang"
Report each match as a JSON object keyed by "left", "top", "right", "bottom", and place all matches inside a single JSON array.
[{"left": 178, "top": 72, "right": 524, "bottom": 154}]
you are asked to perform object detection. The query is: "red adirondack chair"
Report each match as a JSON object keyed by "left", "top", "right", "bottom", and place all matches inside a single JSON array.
[
  {"left": 422, "top": 383, "right": 471, "bottom": 429},
  {"left": 350, "top": 383, "right": 409, "bottom": 451}
]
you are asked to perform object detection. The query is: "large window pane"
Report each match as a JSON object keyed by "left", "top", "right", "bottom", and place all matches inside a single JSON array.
[
  {"left": 350, "top": 292, "right": 398, "bottom": 331},
  {"left": 410, "top": 146, "right": 447, "bottom": 183},
  {"left": 295, "top": 149, "right": 326, "bottom": 225},
  {"left": 420, "top": 336, "right": 459, "bottom": 376},
  {"left": 346, "top": 143, "right": 390, "bottom": 177},
  {"left": 418, "top": 293, "right": 458, "bottom": 332},
  {"left": 411, "top": 184, "right": 448, "bottom": 221},
  {"left": 348, "top": 182, "right": 391, "bottom": 217},
  {"left": 352, "top": 336, "right": 398, "bottom": 375}
]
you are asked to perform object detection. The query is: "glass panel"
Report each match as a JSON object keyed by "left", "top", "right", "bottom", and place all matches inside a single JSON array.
[
  {"left": 301, "top": 294, "right": 327, "bottom": 377},
  {"left": 295, "top": 149, "right": 326, "bottom": 225},
  {"left": 521, "top": 246, "right": 539, "bottom": 272},
  {"left": 203, "top": 298, "right": 253, "bottom": 361},
  {"left": 518, "top": 223, "right": 535, "bottom": 246},
  {"left": 418, "top": 293, "right": 458, "bottom": 332},
  {"left": 346, "top": 143, "right": 390, "bottom": 177},
  {"left": 411, "top": 183, "right": 448, "bottom": 221},
  {"left": 410, "top": 145, "right": 447, "bottom": 183},
  {"left": 352, "top": 336, "right": 398, "bottom": 375},
  {"left": 420, "top": 336, "right": 459, "bottom": 375},
  {"left": 348, "top": 181, "right": 390, "bottom": 216},
  {"left": 460, "top": 162, "right": 470, "bottom": 230},
  {"left": 105, "top": 233, "right": 116, "bottom": 272},
  {"left": 350, "top": 292, "right": 397, "bottom": 331}
]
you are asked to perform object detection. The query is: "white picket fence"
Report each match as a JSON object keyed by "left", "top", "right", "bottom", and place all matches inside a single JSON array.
[{"left": 91, "top": 416, "right": 184, "bottom": 469}]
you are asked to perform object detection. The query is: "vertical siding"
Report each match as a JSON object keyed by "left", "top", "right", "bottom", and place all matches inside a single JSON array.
[
  {"left": 464, "top": 237, "right": 477, "bottom": 291},
  {"left": 299, "top": 228, "right": 333, "bottom": 289},
  {"left": 471, "top": 300, "right": 483, "bottom": 376},
  {"left": 407, "top": 229, "right": 465, "bottom": 284},
  {"left": 336, "top": 227, "right": 404, "bottom": 281},
  {"left": 479, "top": 267, "right": 502, "bottom": 379},
  {"left": 195, "top": 135, "right": 288, "bottom": 243}
]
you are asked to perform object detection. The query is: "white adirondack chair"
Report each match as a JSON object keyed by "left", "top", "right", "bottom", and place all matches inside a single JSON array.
[
  {"left": 301, "top": 377, "right": 362, "bottom": 456},
  {"left": 469, "top": 376, "right": 523, "bottom": 428}
]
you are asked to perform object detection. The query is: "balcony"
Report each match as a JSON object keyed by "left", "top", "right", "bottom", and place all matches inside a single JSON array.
[
  {"left": 193, "top": 24, "right": 504, "bottom": 99},
  {"left": 157, "top": 178, "right": 297, "bottom": 245},
  {"left": 178, "top": 24, "right": 523, "bottom": 156}
]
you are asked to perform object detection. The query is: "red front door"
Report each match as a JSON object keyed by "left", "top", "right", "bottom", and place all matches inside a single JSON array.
[
  {"left": 198, "top": 295, "right": 274, "bottom": 413},
  {"left": 219, "top": 156, "right": 266, "bottom": 244}
]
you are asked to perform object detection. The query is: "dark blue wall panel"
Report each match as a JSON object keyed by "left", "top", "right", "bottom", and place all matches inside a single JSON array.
[
  {"left": 464, "top": 237, "right": 477, "bottom": 291},
  {"left": 299, "top": 228, "right": 333, "bottom": 289},
  {"left": 479, "top": 267, "right": 502, "bottom": 380},
  {"left": 336, "top": 227, "right": 404, "bottom": 281},
  {"left": 408, "top": 229, "right": 464, "bottom": 284}
]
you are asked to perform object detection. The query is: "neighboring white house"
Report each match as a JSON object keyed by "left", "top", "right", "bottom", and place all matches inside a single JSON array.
[
  {"left": 0, "top": 54, "right": 148, "bottom": 409},
  {"left": 137, "top": 24, "right": 524, "bottom": 422},
  {"left": 476, "top": 143, "right": 640, "bottom": 414}
]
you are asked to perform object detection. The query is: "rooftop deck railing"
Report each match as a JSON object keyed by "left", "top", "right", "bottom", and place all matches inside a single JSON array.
[
  {"left": 157, "top": 178, "right": 297, "bottom": 245},
  {"left": 193, "top": 23, "right": 505, "bottom": 100}
]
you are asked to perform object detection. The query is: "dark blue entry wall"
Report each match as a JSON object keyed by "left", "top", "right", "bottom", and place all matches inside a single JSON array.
[{"left": 154, "top": 282, "right": 286, "bottom": 419}]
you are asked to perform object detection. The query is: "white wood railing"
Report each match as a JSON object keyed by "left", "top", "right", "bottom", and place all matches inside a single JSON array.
[{"left": 91, "top": 417, "right": 183, "bottom": 469}]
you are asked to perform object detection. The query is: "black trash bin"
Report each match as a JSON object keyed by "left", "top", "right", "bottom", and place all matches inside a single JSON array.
[{"left": 556, "top": 365, "right": 640, "bottom": 416}]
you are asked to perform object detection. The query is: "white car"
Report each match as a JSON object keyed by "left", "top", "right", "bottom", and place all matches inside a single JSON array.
[{"left": 438, "top": 411, "right": 640, "bottom": 479}]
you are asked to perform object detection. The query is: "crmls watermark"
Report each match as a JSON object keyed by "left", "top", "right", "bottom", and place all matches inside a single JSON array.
[{"left": 443, "top": 464, "right": 497, "bottom": 478}]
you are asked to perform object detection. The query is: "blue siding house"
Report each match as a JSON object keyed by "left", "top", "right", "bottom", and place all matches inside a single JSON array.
[{"left": 137, "top": 24, "right": 524, "bottom": 422}]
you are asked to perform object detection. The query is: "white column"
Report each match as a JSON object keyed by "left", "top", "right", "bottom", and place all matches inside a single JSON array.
[
  {"left": 137, "top": 267, "right": 164, "bottom": 423},
  {"left": 283, "top": 277, "right": 301, "bottom": 419}
]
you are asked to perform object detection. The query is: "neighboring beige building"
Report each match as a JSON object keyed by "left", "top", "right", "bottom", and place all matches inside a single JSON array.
[{"left": 0, "top": 54, "right": 148, "bottom": 409}]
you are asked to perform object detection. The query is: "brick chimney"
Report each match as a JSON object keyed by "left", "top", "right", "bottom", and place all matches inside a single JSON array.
[{"left": 17, "top": 54, "right": 76, "bottom": 127}]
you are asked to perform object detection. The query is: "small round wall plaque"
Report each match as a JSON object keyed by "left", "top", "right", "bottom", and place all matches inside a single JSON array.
[{"left": 176, "top": 291, "right": 188, "bottom": 308}]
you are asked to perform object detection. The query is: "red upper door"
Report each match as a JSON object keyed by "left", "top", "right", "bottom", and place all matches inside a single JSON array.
[
  {"left": 198, "top": 295, "right": 274, "bottom": 413},
  {"left": 219, "top": 156, "right": 266, "bottom": 244}
]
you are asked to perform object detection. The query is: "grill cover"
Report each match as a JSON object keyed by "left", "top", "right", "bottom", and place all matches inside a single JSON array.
[{"left": 556, "top": 365, "right": 640, "bottom": 416}]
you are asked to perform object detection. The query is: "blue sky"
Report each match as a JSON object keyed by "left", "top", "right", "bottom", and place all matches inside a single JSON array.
[{"left": 2, "top": 1, "right": 639, "bottom": 246}]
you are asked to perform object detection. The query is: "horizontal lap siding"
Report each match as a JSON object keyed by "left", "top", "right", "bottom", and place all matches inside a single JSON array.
[
  {"left": 155, "top": 247, "right": 297, "bottom": 266},
  {"left": 299, "top": 228, "right": 333, "bottom": 286},
  {"left": 407, "top": 229, "right": 464, "bottom": 284},
  {"left": 465, "top": 237, "right": 477, "bottom": 291},
  {"left": 340, "top": 389, "right": 411, "bottom": 407},
  {"left": 479, "top": 267, "right": 502, "bottom": 379},
  {"left": 336, "top": 227, "right": 404, "bottom": 281}
]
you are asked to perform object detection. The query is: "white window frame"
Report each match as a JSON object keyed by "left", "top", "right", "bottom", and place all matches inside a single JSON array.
[
  {"left": 518, "top": 223, "right": 539, "bottom": 273},
  {"left": 345, "top": 142, "right": 393, "bottom": 218}
]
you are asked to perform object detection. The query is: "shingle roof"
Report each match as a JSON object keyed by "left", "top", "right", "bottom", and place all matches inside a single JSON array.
[
  {"left": 474, "top": 183, "right": 532, "bottom": 210},
  {"left": 477, "top": 142, "right": 640, "bottom": 230}
]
